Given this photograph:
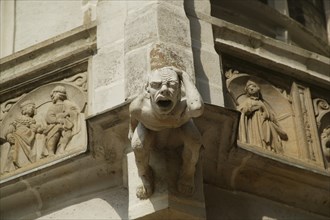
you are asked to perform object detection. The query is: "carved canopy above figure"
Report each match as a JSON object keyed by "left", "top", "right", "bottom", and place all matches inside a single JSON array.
[
  {"left": 226, "top": 70, "right": 292, "bottom": 152},
  {"left": 225, "top": 70, "right": 326, "bottom": 170},
  {"left": 0, "top": 82, "right": 87, "bottom": 181}
]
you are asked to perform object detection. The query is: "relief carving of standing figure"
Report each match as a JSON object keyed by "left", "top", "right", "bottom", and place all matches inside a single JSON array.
[
  {"left": 5, "top": 100, "right": 42, "bottom": 169},
  {"left": 129, "top": 66, "right": 204, "bottom": 199},
  {"left": 44, "top": 86, "right": 81, "bottom": 156},
  {"left": 238, "top": 80, "right": 288, "bottom": 153}
]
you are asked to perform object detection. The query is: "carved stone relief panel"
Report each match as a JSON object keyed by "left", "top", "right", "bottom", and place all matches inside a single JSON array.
[
  {"left": 313, "top": 98, "right": 330, "bottom": 167},
  {"left": 226, "top": 70, "right": 293, "bottom": 153},
  {"left": 225, "top": 70, "right": 325, "bottom": 169},
  {"left": 291, "top": 83, "right": 323, "bottom": 166},
  {"left": 0, "top": 74, "right": 87, "bottom": 181}
]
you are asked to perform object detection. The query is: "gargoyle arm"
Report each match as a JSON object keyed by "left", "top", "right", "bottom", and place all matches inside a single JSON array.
[
  {"left": 128, "top": 95, "right": 143, "bottom": 140},
  {"left": 179, "top": 70, "right": 204, "bottom": 118}
]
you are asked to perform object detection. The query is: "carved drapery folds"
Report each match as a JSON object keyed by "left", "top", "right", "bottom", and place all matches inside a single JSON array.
[
  {"left": 0, "top": 76, "right": 87, "bottom": 180},
  {"left": 225, "top": 70, "right": 325, "bottom": 169},
  {"left": 313, "top": 98, "right": 330, "bottom": 165},
  {"left": 226, "top": 70, "right": 291, "bottom": 153}
]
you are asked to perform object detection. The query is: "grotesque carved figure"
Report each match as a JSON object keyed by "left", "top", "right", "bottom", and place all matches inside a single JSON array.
[
  {"left": 129, "top": 66, "right": 204, "bottom": 199},
  {"left": 5, "top": 100, "right": 42, "bottom": 169},
  {"left": 321, "top": 126, "right": 330, "bottom": 163},
  {"left": 238, "top": 80, "right": 288, "bottom": 153},
  {"left": 44, "top": 86, "right": 81, "bottom": 156}
]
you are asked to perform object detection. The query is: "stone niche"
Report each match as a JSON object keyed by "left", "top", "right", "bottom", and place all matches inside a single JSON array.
[
  {"left": 225, "top": 69, "right": 326, "bottom": 170},
  {"left": 0, "top": 75, "right": 88, "bottom": 182}
]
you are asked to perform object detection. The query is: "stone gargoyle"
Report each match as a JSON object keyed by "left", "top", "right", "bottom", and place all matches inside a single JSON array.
[{"left": 128, "top": 66, "right": 204, "bottom": 199}]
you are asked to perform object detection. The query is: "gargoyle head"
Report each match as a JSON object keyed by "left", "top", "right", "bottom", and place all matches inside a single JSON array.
[{"left": 146, "top": 67, "right": 181, "bottom": 115}]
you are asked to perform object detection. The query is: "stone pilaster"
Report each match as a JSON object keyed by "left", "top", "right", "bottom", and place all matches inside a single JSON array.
[
  {"left": 90, "top": 1, "right": 127, "bottom": 114},
  {"left": 185, "top": 0, "right": 224, "bottom": 106}
]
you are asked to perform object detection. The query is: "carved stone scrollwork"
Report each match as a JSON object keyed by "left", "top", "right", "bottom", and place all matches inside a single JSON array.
[
  {"left": 225, "top": 70, "right": 291, "bottom": 154},
  {"left": 313, "top": 98, "right": 330, "bottom": 164},
  {"left": 0, "top": 94, "right": 26, "bottom": 124},
  {"left": 129, "top": 66, "right": 204, "bottom": 199},
  {"left": 0, "top": 82, "right": 87, "bottom": 179},
  {"left": 63, "top": 72, "right": 88, "bottom": 93}
]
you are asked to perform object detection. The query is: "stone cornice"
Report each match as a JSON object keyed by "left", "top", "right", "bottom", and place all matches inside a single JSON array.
[
  {"left": 185, "top": 5, "right": 330, "bottom": 90},
  {"left": 0, "top": 22, "right": 97, "bottom": 102},
  {"left": 212, "top": 19, "right": 330, "bottom": 90}
]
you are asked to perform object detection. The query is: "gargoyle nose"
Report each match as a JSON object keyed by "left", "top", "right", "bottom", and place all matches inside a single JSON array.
[{"left": 160, "top": 84, "right": 168, "bottom": 95}]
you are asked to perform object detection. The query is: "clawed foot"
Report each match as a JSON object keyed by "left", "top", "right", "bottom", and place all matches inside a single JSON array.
[
  {"left": 136, "top": 167, "right": 154, "bottom": 199},
  {"left": 177, "top": 176, "right": 195, "bottom": 196}
]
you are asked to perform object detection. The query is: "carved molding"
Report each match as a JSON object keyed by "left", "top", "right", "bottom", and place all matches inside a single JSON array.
[
  {"left": 0, "top": 22, "right": 96, "bottom": 102},
  {"left": 63, "top": 72, "right": 88, "bottom": 93},
  {"left": 290, "top": 83, "right": 324, "bottom": 166},
  {"left": 313, "top": 98, "right": 330, "bottom": 128},
  {"left": 0, "top": 94, "right": 26, "bottom": 123}
]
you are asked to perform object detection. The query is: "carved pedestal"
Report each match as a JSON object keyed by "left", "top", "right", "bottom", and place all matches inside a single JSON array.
[{"left": 127, "top": 149, "right": 206, "bottom": 220}]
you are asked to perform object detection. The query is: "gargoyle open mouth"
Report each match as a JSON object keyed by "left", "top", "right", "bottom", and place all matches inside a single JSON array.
[{"left": 157, "top": 100, "right": 173, "bottom": 108}]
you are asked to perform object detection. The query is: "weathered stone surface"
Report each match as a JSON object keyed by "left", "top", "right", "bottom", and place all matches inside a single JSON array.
[
  {"left": 0, "top": 23, "right": 96, "bottom": 102},
  {"left": 193, "top": 47, "right": 223, "bottom": 105},
  {"left": 127, "top": 151, "right": 206, "bottom": 220},
  {"left": 125, "top": 47, "right": 149, "bottom": 99},
  {"left": 15, "top": 0, "right": 84, "bottom": 52},
  {"left": 96, "top": 1, "right": 126, "bottom": 49},
  {"left": 0, "top": 155, "right": 124, "bottom": 220},
  {"left": 158, "top": 4, "right": 191, "bottom": 48},
  {"left": 125, "top": 43, "right": 195, "bottom": 99},
  {"left": 92, "top": 80, "right": 126, "bottom": 115},
  {"left": 36, "top": 187, "right": 128, "bottom": 220},
  {"left": 213, "top": 18, "right": 330, "bottom": 90},
  {"left": 124, "top": 0, "right": 195, "bottom": 101},
  {"left": 93, "top": 45, "right": 124, "bottom": 88},
  {"left": 205, "top": 185, "right": 329, "bottom": 220},
  {"left": 189, "top": 17, "right": 214, "bottom": 46},
  {"left": 150, "top": 43, "right": 194, "bottom": 75},
  {"left": 125, "top": 6, "right": 158, "bottom": 53},
  {"left": 0, "top": 0, "right": 15, "bottom": 58},
  {"left": 186, "top": 4, "right": 224, "bottom": 106},
  {"left": 184, "top": 0, "right": 211, "bottom": 15},
  {"left": 89, "top": 0, "right": 127, "bottom": 114}
]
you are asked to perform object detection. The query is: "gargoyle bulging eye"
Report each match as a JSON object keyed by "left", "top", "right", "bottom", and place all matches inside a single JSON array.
[
  {"left": 168, "top": 81, "right": 178, "bottom": 88},
  {"left": 150, "top": 82, "right": 161, "bottom": 89}
]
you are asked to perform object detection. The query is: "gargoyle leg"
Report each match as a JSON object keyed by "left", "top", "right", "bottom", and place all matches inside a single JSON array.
[
  {"left": 178, "top": 119, "right": 202, "bottom": 195},
  {"left": 131, "top": 122, "right": 154, "bottom": 199}
]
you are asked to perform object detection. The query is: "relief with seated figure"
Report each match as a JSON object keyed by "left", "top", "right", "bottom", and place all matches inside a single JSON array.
[{"left": 0, "top": 76, "right": 87, "bottom": 181}]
